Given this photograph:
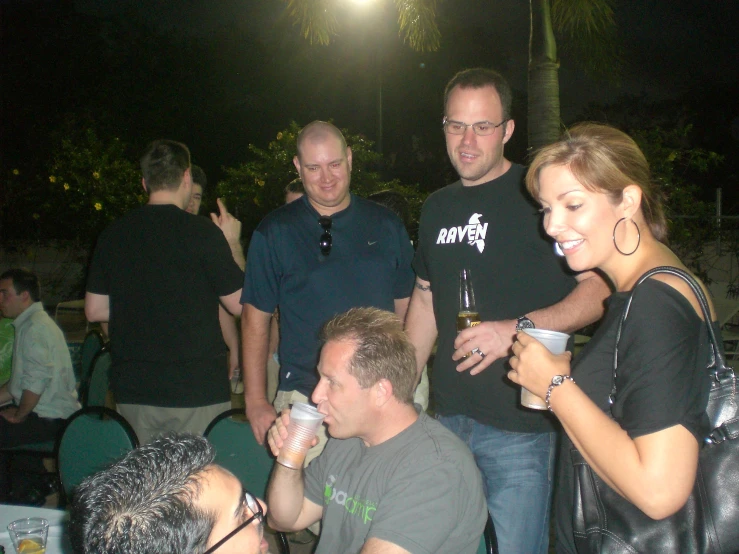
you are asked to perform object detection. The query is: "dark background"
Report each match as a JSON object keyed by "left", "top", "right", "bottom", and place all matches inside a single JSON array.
[{"left": 1, "top": 0, "right": 737, "bottom": 199}]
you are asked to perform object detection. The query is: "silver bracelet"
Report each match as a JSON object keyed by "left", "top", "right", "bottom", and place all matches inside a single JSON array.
[{"left": 545, "top": 375, "right": 575, "bottom": 412}]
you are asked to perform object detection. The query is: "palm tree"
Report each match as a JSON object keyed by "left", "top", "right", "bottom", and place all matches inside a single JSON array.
[
  {"left": 278, "top": 0, "right": 619, "bottom": 151},
  {"left": 529, "top": 0, "right": 620, "bottom": 150}
]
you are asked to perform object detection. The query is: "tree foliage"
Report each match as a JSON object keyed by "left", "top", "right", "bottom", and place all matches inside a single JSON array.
[
  {"left": 280, "top": 0, "right": 441, "bottom": 52},
  {"left": 632, "top": 125, "right": 724, "bottom": 277},
  {"left": 1, "top": 118, "right": 143, "bottom": 245},
  {"left": 551, "top": 0, "right": 622, "bottom": 82},
  {"left": 578, "top": 96, "right": 726, "bottom": 278},
  {"left": 46, "top": 123, "right": 144, "bottom": 241}
]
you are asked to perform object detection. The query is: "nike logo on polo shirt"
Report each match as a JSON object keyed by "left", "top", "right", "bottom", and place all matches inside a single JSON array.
[{"left": 368, "top": 241, "right": 378, "bottom": 246}]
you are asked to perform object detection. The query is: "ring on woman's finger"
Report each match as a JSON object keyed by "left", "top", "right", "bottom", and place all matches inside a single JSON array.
[{"left": 470, "top": 347, "right": 486, "bottom": 359}]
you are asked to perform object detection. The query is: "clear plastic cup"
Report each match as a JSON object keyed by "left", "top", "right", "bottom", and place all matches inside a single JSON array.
[
  {"left": 7, "top": 518, "right": 49, "bottom": 554},
  {"left": 520, "top": 328, "right": 570, "bottom": 410},
  {"left": 276, "top": 403, "right": 325, "bottom": 469}
]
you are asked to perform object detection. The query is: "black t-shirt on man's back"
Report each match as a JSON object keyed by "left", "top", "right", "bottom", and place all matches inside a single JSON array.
[{"left": 87, "top": 204, "right": 244, "bottom": 407}]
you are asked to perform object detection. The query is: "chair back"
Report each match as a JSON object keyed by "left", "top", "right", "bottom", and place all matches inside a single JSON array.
[
  {"left": 477, "top": 514, "right": 498, "bottom": 554},
  {"left": 84, "top": 348, "right": 111, "bottom": 407},
  {"left": 204, "top": 408, "right": 274, "bottom": 497},
  {"left": 55, "top": 299, "right": 88, "bottom": 339},
  {"left": 78, "top": 330, "right": 105, "bottom": 386},
  {"left": 204, "top": 409, "right": 290, "bottom": 553},
  {"left": 55, "top": 406, "right": 138, "bottom": 500}
]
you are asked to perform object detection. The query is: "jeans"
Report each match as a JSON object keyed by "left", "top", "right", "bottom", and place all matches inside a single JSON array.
[{"left": 438, "top": 414, "right": 557, "bottom": 554}]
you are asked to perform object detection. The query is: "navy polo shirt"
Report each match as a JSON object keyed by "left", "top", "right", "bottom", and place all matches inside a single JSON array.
[{"left": 242, "top": 194, "right": 415, "bottom": 396}]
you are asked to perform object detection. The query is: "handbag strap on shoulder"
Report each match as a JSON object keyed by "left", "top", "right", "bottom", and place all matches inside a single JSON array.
[{"left": 610, "top": 266, "right": 727, "bottom": 405}]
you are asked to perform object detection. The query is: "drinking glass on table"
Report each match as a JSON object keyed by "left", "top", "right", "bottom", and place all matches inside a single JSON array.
[{"left": 7, "top": 517, "right": 48, "bottom": 554}]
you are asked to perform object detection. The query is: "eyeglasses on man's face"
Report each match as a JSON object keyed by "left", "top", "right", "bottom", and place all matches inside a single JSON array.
[
  {"left": 319, "top": 216, "right": 332, "bottom": 256},
  {"left": 203, "top": 490, "right": 264, "bottom": 554},
  {"left": 442, "top": 117, "right": 508, "bottom": 136}
]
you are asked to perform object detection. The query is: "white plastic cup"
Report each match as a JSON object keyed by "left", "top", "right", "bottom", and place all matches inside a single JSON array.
[
  {"left": 7, "top": 517, "right": 49, "bottom": 554},
  {"left": 520, "top": 328, "right": 570, "bottom": 410},
  {"left": 276, "top": 403, "right": 326, "bottom": 469}
]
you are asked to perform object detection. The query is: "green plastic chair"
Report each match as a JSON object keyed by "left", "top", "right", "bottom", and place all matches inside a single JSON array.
[
  {"left": 204, "top": 408, "right": 289, "bottom": 554},
  {"left": 83, "top": 349, "right": 110, "bottom": 407},
  {"left": 55, "top": 406, "right": 138, "bottom": 503},
  {"left": 477, "top": 514, "right": 498, "bottom": 554},
  {"left": 78, "top": 329, "right": 105, "bottom": 387}
]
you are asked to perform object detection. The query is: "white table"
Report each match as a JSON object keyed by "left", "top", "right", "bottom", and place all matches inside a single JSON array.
[{"left": 0, "top": 504, "right": 72, "bottom": 553}]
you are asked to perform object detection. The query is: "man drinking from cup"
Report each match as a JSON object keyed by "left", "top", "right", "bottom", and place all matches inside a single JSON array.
[{"left": 266, "top": 307, "right": 487, "bottom": 554}]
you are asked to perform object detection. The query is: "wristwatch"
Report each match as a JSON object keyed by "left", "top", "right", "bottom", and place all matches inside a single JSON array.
[
  {"left": 515, "top": 315, "right": 535, "bottom": 332},
  {"left": 545, "top": 375, "right": 575, "bottom": 412}
]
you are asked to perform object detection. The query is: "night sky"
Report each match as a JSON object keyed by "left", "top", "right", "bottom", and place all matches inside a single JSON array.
[{"left": 3, "top": 0, "right": 738, "bottom": 195}]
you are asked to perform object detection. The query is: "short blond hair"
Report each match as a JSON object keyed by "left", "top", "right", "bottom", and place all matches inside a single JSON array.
[{"left": 321, "top": 308, "right": 416, "bottom": 404}]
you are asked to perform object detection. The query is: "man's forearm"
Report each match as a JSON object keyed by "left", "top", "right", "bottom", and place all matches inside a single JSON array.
[
  {"left": 0, "top": 384, "right": 12, "bottom": 405},
  {"left": 219, "top": 306, "right": 239, "bottom": 368},
  {"left": 229, "top": 240, "right": 246, "bottom": 271},
  {"left": 404, "top": 283, "right": 438, "bottom": 378},
  {"left": 267, "top": 465, "right": 309, "bottom": 531},
  {"left": 528, "top": 271, "right": 610, "bottom": 333},
  {"left": 16, "top": 390, "right": 41, "bottom": 420}
]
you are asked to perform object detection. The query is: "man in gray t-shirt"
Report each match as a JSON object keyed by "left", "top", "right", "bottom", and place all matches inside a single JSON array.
[{"left": 267, "top": 307, "right": 487, "bottom": 554}]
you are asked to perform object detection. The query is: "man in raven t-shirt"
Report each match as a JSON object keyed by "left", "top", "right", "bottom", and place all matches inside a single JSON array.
[
  {"left": 404, "top": 68, "right": 610, "bottom": 554},
  {"left": 86, "top": 140, "right": 243, "bottom": 444}
]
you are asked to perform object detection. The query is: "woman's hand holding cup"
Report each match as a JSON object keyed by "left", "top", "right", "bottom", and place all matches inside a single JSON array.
[{"left": 509, "top": 331, "right": 572, "bottom": 406}]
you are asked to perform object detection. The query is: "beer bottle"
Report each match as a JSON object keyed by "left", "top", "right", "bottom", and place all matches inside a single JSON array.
[{"left": 457, "top": 269, "right": 481, "bottom": 360}]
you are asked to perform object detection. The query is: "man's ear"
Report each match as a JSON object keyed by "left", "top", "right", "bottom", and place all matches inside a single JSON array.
[
  {"left": 293, "top": 155, "right": 301, "bottom": 174},
  {"left": 375, "top": 378, "right": 393, "bottom": 407},
  {"left": 502, "top": 118, "right": 515, "bottom": 145},
  {"left": 141, "top": 178, "right": 148, "bottom": 193}
]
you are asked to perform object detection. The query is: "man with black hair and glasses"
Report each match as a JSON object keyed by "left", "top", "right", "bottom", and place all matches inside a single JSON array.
[
  {"left": 70, "top": 433, "right": 270, "bottom": 554},
  {"left": 240, "top": 121, "right": 415, "bottom": 467},
  {"left": 404, "top": 68, "right": 610, "bottom": 554}
]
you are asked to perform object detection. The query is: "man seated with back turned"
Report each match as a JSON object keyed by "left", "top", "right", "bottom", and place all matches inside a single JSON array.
[
  {"left": 70, "top": 433, "right": 270, "bottom": 554},
  {"left": 266, "top": 307, "right": 487, "bottom": 554}
]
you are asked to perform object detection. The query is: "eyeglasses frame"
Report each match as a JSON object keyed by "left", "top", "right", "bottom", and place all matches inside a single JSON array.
[
  {"left": 442, "top": 116, "right": 509, "bottom": 136},
  {"left": 203, "top": 490, "right": 264, "bottom": 554}
]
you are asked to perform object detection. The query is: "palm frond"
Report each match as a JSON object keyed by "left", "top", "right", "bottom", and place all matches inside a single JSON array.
[
  {"left": 281, "top": 0, "right": 340, "bottom": 46},
  {"left": 395, "top": 0, "right": 441, "bottom": 52},
  {"left": 552, "top": 0, "right": 623, "bottom": 82}
]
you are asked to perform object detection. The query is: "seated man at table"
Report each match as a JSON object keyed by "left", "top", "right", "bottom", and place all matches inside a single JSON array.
[
  {"left": 266, "top": 307, "right": 487, "bottom": 554},
  {"left": 69, "top": 433, "right": 270, "bottom": 554},
  {"left": 0, "top": 268, "right": 80, "bottom": 500}
]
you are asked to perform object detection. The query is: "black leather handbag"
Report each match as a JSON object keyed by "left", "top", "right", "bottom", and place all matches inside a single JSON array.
[{"left": 571, "top": 266, "right": 739, "bottom": 554}]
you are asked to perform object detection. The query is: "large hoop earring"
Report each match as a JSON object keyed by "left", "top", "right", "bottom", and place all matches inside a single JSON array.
[{"left": 612, "top": 217, "right": 641, "bottom": 256}]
